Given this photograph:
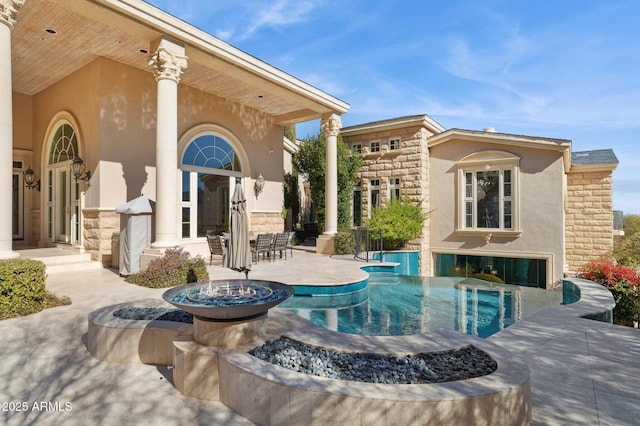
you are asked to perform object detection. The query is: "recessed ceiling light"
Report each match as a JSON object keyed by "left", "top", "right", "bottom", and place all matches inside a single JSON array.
[{"left": 44, "top": 28, "right": 57, "bottom": 34}]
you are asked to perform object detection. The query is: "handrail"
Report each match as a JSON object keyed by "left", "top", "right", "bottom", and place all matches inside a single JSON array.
[{"left": 353, "top": 228, "right": 383, "bottom": 262}]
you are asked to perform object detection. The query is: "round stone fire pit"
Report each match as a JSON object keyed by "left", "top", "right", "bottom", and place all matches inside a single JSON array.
[{"left": 162, "top": 279, "right": 294, "bottom": 321}]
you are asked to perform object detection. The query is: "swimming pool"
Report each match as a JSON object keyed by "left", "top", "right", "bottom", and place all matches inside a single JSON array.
[{"left": 281, "top": 273, "right": 564, "bottom": 338}]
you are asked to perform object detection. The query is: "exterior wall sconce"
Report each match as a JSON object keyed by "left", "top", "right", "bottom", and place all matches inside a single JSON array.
[
  {"left": 254, "top": 173, "right": 265, "bottom": 198},
  {"left": 23, "top": 166, "right": 41, "bottom": 192},
  {"left": 71, "top": 156, "right": 91, "bottom": 185}
]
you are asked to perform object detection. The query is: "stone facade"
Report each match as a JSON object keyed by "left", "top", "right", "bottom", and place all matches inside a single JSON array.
[
  {"left": 565, "top": 170, "right": 615, "bottom": 273},
  {"left": 82, "top": 208, "right": 119, "bottom": 265},
  {"left": 250, "top": 211, "right": 284, "bottom": 234},
  {"left": 342, "top": 118, "right": 439, "bottom": 275}
]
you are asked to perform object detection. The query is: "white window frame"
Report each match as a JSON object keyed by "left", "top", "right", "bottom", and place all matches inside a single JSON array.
[
  {"left": 456, "top": 151, "right": 521, "bottom": 235},
  {"left": 389, "top": 177, "right": 401, "bottom": 200},
  {"left": 389, "top": 138, "right": 401, "bottom": 151},
  {"left": 369, "top": 179, "right": 381, "bottom": 216},
  {"left": 352, "top": 143, "right": 362, "bottom": 154},
  {"left": 370, "top": 141, "right": 380, "bottom": 153}
]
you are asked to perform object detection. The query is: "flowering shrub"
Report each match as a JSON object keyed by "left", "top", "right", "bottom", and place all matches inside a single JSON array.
[
  {"left": 577, "top": 259, "right": 640, "bottom": 325},
  {"left": 126, "top": 247, "right": 209, "bottom": 288}
]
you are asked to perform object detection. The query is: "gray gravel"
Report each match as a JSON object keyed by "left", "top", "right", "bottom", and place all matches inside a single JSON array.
[
  {"left": 113, "top": 307, "right": 193, "bottom": 323},
  {"left": 250, "top": 336, "right": 497, "bottom": 384}
]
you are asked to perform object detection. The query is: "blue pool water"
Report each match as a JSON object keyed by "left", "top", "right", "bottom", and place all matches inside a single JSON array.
[{"left": 281, "top": 273, "right": 564, "bottom": 338}]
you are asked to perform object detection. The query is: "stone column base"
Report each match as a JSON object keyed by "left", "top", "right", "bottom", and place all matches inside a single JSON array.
[{"left": 315, "top": 234, "right": 335, "bottom": 255}]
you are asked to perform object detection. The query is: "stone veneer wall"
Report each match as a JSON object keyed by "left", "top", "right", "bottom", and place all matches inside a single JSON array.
[
  {"left": 83, "top": 209, "right": 119, "bottom": 265},
  {"left": 343, "top": 126, "right": 432, "bottom": 275},
  {"left": 250, "top": 211, "right": 284, "bottom": 234},
  {"left": 565, "top": 170, "right": 614, "bottom": 274}
]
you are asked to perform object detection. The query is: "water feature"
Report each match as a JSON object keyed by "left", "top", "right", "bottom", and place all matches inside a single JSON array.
[
  {"left": 282, "top": 273, "right": 564, "bottom": 338},
  {"left": 162, "top": 279, "right": 293, "bottom": 320}
]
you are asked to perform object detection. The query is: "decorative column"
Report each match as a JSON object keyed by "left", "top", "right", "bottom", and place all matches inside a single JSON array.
[
  {"left": 0, "top": 0, "right": 23, "bottom": 260},
  {"left": 148, "top": 38, "right": 187, "bottom": 248},
  {"left": 315, "top": 114, "right": 341, "bottom": 255},
  {"left": 321, "top": 114, "right": 341, "bottom": 235}
]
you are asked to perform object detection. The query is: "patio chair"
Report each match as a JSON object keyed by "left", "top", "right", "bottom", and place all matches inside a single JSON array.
[
  {"left": 207, "top": 234, "right": 227, "bottom": 266},
  {"left": 271, "top": 232, "right": 289, "bottom": 260},
  {"left": 252, "top": 233, "right": 273, "bottom": 263},
  {"left": 285, "top": 231, "right": 294, "bottom": 258}
]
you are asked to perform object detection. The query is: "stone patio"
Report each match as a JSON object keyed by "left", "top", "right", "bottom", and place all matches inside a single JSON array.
[{"left": 1, "top": 247, "right": 638, "bottom": 425}]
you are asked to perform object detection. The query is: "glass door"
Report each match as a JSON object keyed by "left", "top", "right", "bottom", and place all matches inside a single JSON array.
[{"left": 50, "top": 166, "right": 79, "bottom": 244}]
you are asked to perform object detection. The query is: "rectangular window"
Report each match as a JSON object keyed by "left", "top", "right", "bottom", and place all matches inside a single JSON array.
[
  {"left": 389, "top": 138, "right": 400, "bottom": 150},
  {"left": 352, "top": 182, "right": 362, "bottom": 227},
  {"left": 370, "top": 179, "right": 380, "bottom": 212},
  {"left": 435, "top": 253, "right": 547, "bottom": 288},
  {"left": 462, "top": 168, "right": 514, "bottom": 230},
  {"left": 370, "top": 141, "right": 380, "bottom": 153},
  {"left": 389, "top": 177, "right": 401, "bottom": 200},
  {"left": 352, "top": 144, "right": 362, "bottom": 154}
]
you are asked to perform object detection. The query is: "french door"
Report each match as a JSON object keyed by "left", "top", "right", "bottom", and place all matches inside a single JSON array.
[{"left": 47, "top": 165, "right": 80, "bottom": 244}]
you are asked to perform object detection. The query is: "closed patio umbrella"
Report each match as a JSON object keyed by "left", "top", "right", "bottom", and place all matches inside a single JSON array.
[{"left": 225, "top": 178, "right": 252, "bottom": 278}]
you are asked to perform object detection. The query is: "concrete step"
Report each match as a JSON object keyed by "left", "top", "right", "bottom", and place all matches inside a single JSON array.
[{"left": 18, "top": 248, "right": 104, "bottom": 274}]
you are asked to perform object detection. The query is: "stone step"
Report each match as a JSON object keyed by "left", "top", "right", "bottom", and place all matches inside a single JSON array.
[{"left": 18, "top": 248, "right": 104, "bottom": 274}]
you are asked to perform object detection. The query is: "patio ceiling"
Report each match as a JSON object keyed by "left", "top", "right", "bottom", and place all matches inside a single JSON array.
[{"left": 11, "top": 0, "right": 348, "bottom": 125}]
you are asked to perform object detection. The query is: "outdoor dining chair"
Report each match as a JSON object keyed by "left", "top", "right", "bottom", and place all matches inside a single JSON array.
[
  {"left": 271, "top": 232, "right": 289, "bottom": 260},
  {"left": 207, "top": 234, "right": 227, "bottom": 266},
  {"left": 252, "top": 233, "right": 273, "bottom": 263}
]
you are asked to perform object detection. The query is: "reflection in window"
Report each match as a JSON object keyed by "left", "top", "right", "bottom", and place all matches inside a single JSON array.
[
  {"left": 370, "top": 179, "right": 380, "bottom": 213},
  {"left": 463, "top": 169, "right": 513, "bottom": 229},
  {"left": 435, "top": 253, "right": 547, "bottom": 288}
]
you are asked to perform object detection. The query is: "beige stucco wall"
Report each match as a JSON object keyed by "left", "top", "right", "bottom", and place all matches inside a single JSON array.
[
  {"left": 16, "top": 57, "right": 286, "bottom": 261},
  {"left": 565, "top": 170, "right": 614, "bottom": 273},
  {"left": 428, "top": 141, "right": 566, "bottom": 286}
]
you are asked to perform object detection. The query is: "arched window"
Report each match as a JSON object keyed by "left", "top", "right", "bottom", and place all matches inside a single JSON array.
[{"left": 180, "top": 134, "right": 243, "bottom": 239}]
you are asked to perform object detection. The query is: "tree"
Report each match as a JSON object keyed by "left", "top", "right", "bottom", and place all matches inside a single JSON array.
[
  {"left": 624, "top": 214, "right": 640, "bottom": 237},
  {"left": 293, "top": 130, "right": 362, "bottom": 232}
]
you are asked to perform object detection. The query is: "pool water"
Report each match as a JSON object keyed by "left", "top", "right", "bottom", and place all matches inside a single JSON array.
[{"left": 281, "top": 273, "right": 564, "bottom": 338}]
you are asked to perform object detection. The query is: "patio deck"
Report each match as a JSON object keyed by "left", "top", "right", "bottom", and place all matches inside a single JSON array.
[{"left": 1, "top": 247, "right": 639, "bottom": 425}]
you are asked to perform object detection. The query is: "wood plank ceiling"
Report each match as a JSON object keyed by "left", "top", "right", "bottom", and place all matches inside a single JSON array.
[{"left": 11, "top": 0, "right": 345, "bottom": 125}]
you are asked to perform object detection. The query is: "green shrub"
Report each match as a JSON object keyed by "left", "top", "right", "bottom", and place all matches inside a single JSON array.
[
  {"left": 126, "top": 247, "right": 209, "bottom": 288},
  {"left": 334, "top": 230, "right": 355, "bottom": 255},
  {"left": 0, "top": 259, "right": 70, "bottom": 320},
  {"left": 367, "top": 198, "right": 430, "bottom": 249},
  {"left": 577, "top": 259, "right": 640, "bottom": 325}
]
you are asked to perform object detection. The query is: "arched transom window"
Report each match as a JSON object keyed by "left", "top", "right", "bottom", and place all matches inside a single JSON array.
[
  {"left": 180, "top": 134, "right": 243, "bottom": 239},
  {"left": 48, "top": 124, "right": 78, "bottom": 165}
]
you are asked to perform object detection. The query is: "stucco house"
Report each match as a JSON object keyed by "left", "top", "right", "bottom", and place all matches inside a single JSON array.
[
  {"left": 341, "top": 115, "right": 619, "bottom": 288},
  {"left": 3, "top": 0, "right": 348, "bottom": 265}
]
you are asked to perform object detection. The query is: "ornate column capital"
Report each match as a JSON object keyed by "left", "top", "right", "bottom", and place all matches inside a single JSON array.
[
  {"left": 148, "top": 47, "right": 188, "bottom": 83},
  {"left": 0, "top": 0, "right": 24, "bottom": 28},
  {"left": 321, "top": 114, "right": 342, "bottom": 137}
]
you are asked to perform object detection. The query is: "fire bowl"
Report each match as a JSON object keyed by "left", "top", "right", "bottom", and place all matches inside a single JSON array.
[{"left": 162, "top": 279, "right": 294, "bottom": 321}]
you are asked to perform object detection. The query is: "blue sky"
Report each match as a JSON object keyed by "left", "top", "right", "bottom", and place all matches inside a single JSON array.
[{"left": 147, "top": 0, "right": 640, "bottom": 215}]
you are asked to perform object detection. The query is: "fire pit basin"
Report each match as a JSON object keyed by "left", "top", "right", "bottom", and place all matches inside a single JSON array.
[{"left": 162, "top": 279, "right": 294, "bottom": 320}]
